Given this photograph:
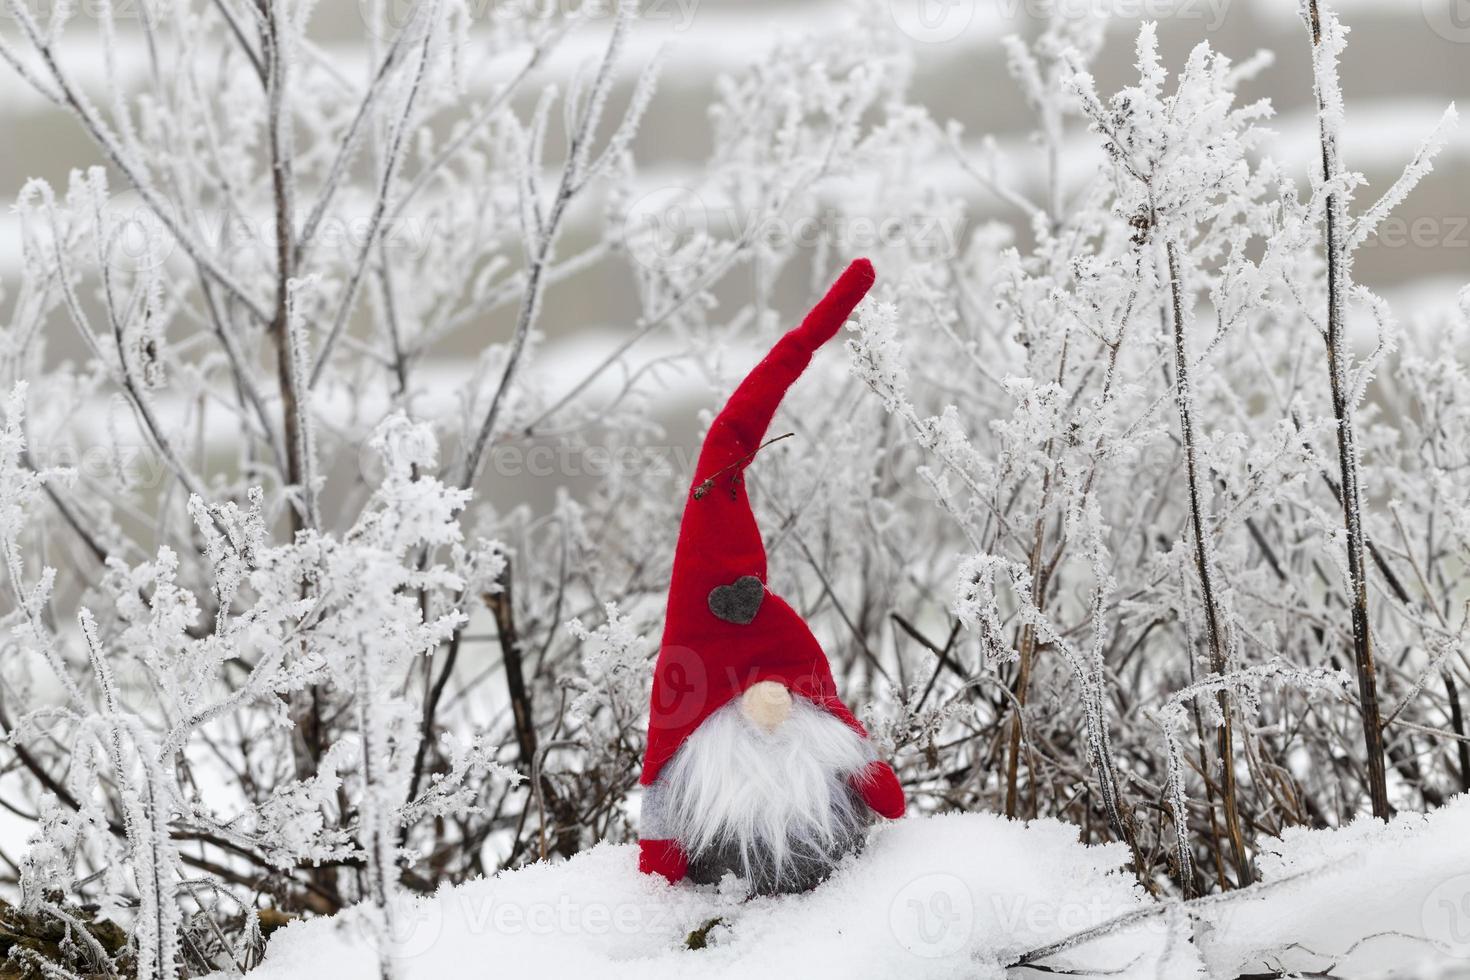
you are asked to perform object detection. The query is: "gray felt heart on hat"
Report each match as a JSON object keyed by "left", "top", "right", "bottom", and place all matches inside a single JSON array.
[{"left": 707, "top": 575, "right": 764, "bottom": 625}]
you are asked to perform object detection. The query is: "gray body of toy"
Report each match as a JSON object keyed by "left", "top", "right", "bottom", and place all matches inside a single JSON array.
[{"left": 642, "top": 776, "right": 871, "bottom": 896}]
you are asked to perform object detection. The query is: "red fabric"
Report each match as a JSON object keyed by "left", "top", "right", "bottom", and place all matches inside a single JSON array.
[
  {"left": 638, "top": 839, "right": 689, "bottom": 883},
  {"left": 852, "top": 761, "right": 905, "bottom": 819},
  {"left": 641, "top": 259, "right": 887, "bottom": 791}
]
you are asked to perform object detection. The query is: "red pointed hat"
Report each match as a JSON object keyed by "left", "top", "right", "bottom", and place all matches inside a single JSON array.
[{"left": 641, "top": 259, "right": 877, "bottom": 786}]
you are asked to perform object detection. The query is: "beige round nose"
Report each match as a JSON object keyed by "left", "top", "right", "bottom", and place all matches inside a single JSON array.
[{"left": 740, "top": 681, "right": 793, "bottom": 733}]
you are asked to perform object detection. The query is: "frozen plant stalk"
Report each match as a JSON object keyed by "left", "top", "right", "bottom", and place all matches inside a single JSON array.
[{"left": 1302, "top": 0, "right": 1389, "bottom": 819}]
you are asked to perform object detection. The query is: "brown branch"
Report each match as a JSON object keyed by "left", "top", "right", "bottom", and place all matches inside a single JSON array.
[
  {"left": 1305, "top": 0, "right": 1390, "bottom": 820},
  {"left": 1165, "top": 238, "right": 1252, "bottom": 887},
  {"left": 264, "top": 1, "right": 314, "bottom": 534}
]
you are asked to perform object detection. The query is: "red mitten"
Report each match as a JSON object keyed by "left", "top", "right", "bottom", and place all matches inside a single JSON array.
[
  {"left": 852, "top": 761, "right": 905, "bottom": 819},
  {"left": 638, "top": 839, "right": 689, "bottom": 883}
]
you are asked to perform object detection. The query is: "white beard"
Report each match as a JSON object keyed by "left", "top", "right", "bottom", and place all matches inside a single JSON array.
[{"left": 658, "top": 694, "right": 875, "bottom": 893}]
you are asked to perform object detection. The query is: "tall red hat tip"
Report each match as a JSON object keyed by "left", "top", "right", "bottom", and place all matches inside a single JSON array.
[{"left": 834, "top": 258, "right": 875, "bottom": 298}]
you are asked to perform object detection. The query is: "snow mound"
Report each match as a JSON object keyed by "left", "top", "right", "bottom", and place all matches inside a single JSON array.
[
  {"left": 1206, "top": 794, "right": 1470, "bottom": 978},
  {"left": 238, "top": 804, "right": 1470, "bottom": 980}
]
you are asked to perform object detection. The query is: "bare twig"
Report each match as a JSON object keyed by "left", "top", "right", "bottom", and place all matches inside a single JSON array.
[{"left": 1304, "top": 0, "right": 1389, "bottom": 819}]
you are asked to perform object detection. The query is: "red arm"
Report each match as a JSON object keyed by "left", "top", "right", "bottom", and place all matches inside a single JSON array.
[
  {"left": 638, "top": 839, "right": 689, "bottom": 883},
  {"left": 851, "top": 760, "right": 905, "bottom": 819}
]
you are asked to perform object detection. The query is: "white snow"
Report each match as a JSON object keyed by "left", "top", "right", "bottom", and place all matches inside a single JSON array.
[
  {"left": 1207, "top": 795, "right": 1470, "bottom": 978},
  {"left": 227, "top": 800, "right": 1470, "bottom": 980}
]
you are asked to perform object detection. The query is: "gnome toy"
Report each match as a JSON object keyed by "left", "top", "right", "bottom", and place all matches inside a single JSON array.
[{"left": 637, "top": 259, "right": 905, "bottom": 896}]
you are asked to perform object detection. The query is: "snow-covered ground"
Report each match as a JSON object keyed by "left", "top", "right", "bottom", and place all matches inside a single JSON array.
[{"left": 235, "top": 799, "right": 1470, "bottom": 980}]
